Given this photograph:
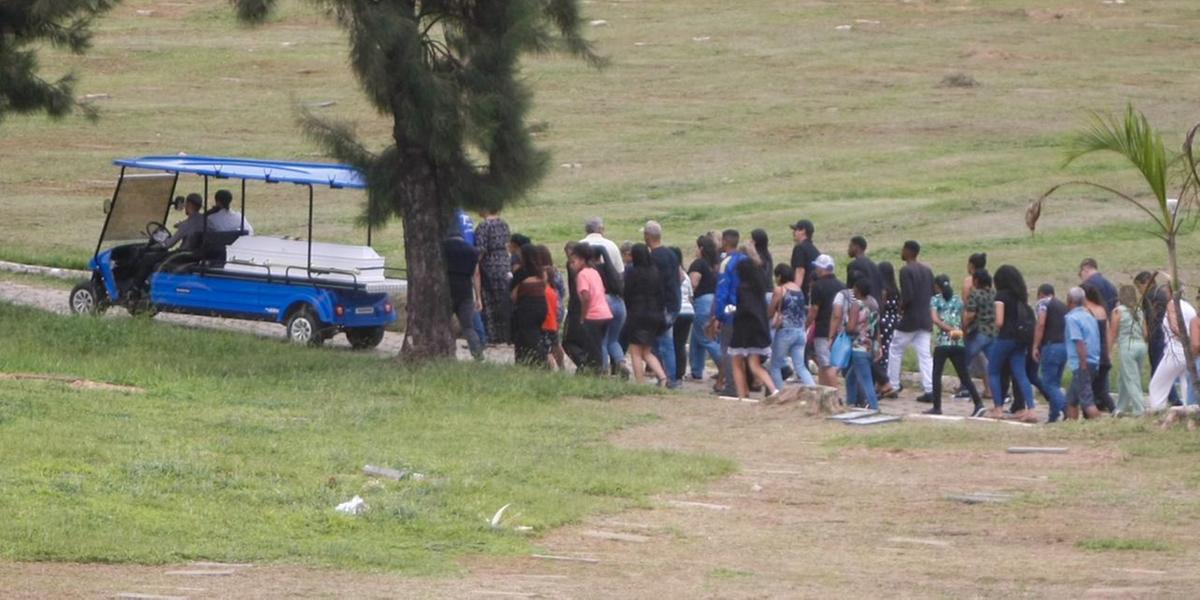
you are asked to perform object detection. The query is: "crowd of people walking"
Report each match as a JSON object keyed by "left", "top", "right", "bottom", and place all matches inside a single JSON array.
[{"left": 444, "top": 212, "right": 1199, "bottom": 423}]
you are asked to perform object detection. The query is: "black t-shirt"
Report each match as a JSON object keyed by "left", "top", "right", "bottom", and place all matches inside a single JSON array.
[
  {"left": 650, "top": 246, "right": 681, "bottom": 313},
  {"left": 996, "top": 289, "right": 1022, "bottom": 340},
  {"left": 790, "top": 240, "right": 821, "bottom": 292},
  {"left": 443, "top": 237, "right": 479, "bottom": 306},
  {"left": 810, "top": 275, "right": 846, "bottom": 337},
  {"left": 688, "top": 258, "right": 717, "bottom": 296},
  {"left": 1040, "top": 297, "right": 1067, "bottom": 346},
  {"left": 897, "top": 261, "right": 934, "bottom": 332},
  {"left": 847, "top": 255, "right": 883, "bottom": 301}
]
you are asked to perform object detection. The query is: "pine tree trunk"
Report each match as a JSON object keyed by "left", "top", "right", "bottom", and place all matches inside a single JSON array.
[{"left": 397, "top": 155, "right": 455, "bottom": 361}]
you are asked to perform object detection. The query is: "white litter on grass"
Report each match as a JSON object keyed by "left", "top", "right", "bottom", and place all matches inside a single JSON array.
[
  {"left": 335, "top": 495, "right": 367, "bottom": 515},
  {"left": 490, "top": 503, "right": 512, "bottom": 529},
  {"left": 692, "top": 36, "right": 711, "bottom": 42},
  {"left": 834, "top": 24, "right": 853, "bottom": 31},
  {"left": 589, "top": 19, "right": 609, "bottom": 27}
]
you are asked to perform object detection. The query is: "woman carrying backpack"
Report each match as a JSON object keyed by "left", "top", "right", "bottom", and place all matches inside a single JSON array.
[{"left": 987, "top": 265, "right": 1035, "bottom": 421}]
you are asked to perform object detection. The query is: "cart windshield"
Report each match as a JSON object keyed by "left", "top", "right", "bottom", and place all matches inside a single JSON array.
[{"left": 100, "top": 173, "right": 176, "bottom": 247}]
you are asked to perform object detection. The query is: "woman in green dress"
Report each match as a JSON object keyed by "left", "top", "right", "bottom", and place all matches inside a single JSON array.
[{"left": 1109, "top": 284, "right": 1148, "bottom": 416}]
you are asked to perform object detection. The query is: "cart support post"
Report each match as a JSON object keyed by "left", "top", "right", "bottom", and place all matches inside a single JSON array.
[
  {"left": 307, "top": 184, "right": 314, "bottom": 278},
  {"left": 94, "top": 166, "right": 127, "bottom": 260}
]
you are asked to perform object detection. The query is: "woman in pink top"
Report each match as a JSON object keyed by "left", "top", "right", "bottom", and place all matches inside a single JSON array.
[{"left": 569, "top": 244, "right": 612, "bottom": 374}]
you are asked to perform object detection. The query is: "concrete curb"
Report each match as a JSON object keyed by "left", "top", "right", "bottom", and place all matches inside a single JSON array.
[{"left": 0, "top": 260, "right": 89, "bottom": 281}]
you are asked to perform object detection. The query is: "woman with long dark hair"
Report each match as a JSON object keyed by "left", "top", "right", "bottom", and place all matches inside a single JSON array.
[
  {"left": 927, "top": 274, "right": 983, "bottom": 415},
  {"left": 1082, "top": 283, "right": 1115, "bottom": 412},
  {"left": 874, "top": 261, "right": 901, "bottom": 397},
  {"left": 987, "top": 265, "right": 1034, "bottom": 420},
  {"left": 590, "top": 245, "right": 627, "bottom": 377},
  {"left": 510, "top": 244, "right": 548, "bottom": 366},
  {"left": 751, "top": 228, "right": 774, "bottom": 286},
  {"left": 623, "top": 244, "right": 669, "bottom": 385},
  {"left": 728, "top": 248, "right": 777, "bottom": 400},
  {"left": 567, "top": 244, "right": 612, "bottom": 374},
  {"left": 688, "top": 235, "right": 723, "bottom": 379}
]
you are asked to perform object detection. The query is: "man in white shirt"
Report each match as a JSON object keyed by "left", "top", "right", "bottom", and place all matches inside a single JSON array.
[
  {"left": 206, "top": 189, "right": 254, "bottom": 235},
  {"left": 579, "top": 216, "right": 623, "bottom": 275}
]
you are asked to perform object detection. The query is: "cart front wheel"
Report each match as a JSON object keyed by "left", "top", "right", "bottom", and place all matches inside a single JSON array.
[
  {"left": 286, "top": 307, "right": 325, "bottom": 346},
  {"left": 69, "top": 281, "right": 107, "bottom": 315},
  {"left": 346, "top": 326, "right": 385, "bottom": 350}
]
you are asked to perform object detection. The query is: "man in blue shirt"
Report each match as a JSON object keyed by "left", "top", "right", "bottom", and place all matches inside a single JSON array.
[
  {"left": 1064, "top": 286, "right": 1102, "bottom": 419},
  {"left": 1079, "top": 258, "right": 1117, "bottom": 314},
  {"left": 712, "top": 229, "right": 743, "bottom": 396}
]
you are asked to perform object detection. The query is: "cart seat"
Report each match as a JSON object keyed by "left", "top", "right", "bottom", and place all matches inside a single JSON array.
[{"left": 199, "top": 230, "right": 249, "bottom": 266}]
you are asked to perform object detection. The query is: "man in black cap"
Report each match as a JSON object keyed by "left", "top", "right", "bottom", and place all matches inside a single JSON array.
[{"left": 789, "top": 219, "right": 820, "bottom": 295}]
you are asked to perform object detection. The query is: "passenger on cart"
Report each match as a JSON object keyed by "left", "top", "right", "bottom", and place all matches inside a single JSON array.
[{"left": 206, "top": 189, "right": 254, "bottom": 235}]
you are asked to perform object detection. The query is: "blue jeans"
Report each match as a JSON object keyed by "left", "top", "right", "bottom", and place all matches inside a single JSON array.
[
  {"left": 472, "top": 310, "right": 488, "bottom": 345},
  {"left": 845, "top": 350, "right": 878, "bottom": 410},
  {"left": 769, "top": 326, "right": 815, "bottom": 389},
  {"left": 988, "top": 337, "right": 1032, "bottom": 409},
  {"left": 654, "top": 312, "right": 678, "bottom": 385},
  {"left": 601, "top": 294, "right": 626, "bottom": 373},
  {"left": 966, "top": 332, "right": 993, "bottom": 365},
  {"left": 1039, "top": 342, "right": 1068, "bottom": 421},
  {"left": 689, "top": 294, "right": 722, "bottom": 378}
]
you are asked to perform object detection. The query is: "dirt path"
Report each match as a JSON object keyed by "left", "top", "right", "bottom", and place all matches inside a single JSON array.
[
  {"left": 4, "top": 280, "right": 1196, "bottom": 598},
  {"left": 4, "top": 396, "right": 1197, "bottom": 598}
]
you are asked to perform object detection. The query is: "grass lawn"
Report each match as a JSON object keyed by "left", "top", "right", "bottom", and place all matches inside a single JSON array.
[
  {"left": 0, "top": 302, "right": 730, "bottom": 573},
  {"left": 1, "top": 0, "right": 1198, "bottom": 290}
]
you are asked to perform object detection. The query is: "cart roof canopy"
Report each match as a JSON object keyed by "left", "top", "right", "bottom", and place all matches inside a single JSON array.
[{"left": 114, "top": 156, "right": 366, "bottom": 189}]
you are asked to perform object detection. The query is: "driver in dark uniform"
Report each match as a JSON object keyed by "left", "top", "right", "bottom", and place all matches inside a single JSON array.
[{"left": 160, "top": 193, "right": 205, "bottom": 250}]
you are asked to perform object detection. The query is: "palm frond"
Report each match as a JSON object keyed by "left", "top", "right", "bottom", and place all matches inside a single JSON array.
[{"left": 1063, "top": 104, "right": 1170, "bottom": 206}]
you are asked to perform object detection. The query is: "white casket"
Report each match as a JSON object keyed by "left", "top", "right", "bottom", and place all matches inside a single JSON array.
[{"left": 223, "top": 236, "right": 406, "bottom": 293}]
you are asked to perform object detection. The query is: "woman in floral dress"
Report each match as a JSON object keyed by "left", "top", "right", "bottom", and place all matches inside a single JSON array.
[
  {"left": 475, "top": 211, "right": 512, "bottom": 344},
  {"left": 874, "top": 261, "right": 901, "bottom": 398}
]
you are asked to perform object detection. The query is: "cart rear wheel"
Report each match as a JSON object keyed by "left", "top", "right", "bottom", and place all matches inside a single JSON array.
[
  {"left": 286, "top": 307, "right": 325, "bottom": 346},
  {"left": 346, "top": 326, "right": 385, "bottom": 350},
  {"left": 69, "top": 281, "right": 107, "bottom": 315}
]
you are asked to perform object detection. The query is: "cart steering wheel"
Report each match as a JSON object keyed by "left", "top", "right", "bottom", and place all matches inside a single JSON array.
[{"left": 145, "top": 221, "right": 170, "bottom": 245}]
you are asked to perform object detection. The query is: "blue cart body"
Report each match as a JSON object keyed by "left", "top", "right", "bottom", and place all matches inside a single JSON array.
[{"left": 73, "top": 156, "right": 401, "bottom": 346}]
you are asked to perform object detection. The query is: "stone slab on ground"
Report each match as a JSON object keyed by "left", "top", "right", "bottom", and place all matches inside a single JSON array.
[
  {"left": 844, "top": 414, "right": 902, "bottom": 426},
  {"left": 529, "top": 554, "right": 599, "bottom": 564},
  {"left": 581, "top": 529, "right": 650, "bottom": 543},
  {"left": 665, "top": 499, "right": 731, "bottom": 511},
  {"left": 946, "top": 491, "right": 1013, "bottom": 505},
  {"left": 826, "top": 410, "right": 877, "bottom": 421},
  {"left": 1007, "top": 447, "right": 1069, "bottom": 454}
]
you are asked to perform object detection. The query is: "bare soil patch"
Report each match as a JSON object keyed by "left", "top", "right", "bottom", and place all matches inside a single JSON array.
[
  {"left": 0, "top": 372, "right": 144, "bottom": 394},
  {"left": 5, "top": 391, "right": 1199, "bottom": 598}
]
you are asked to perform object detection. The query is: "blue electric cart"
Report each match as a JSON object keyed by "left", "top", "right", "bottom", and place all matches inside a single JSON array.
[{"left": 69, "top": 156, "right": 402, "bottom": 348}]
